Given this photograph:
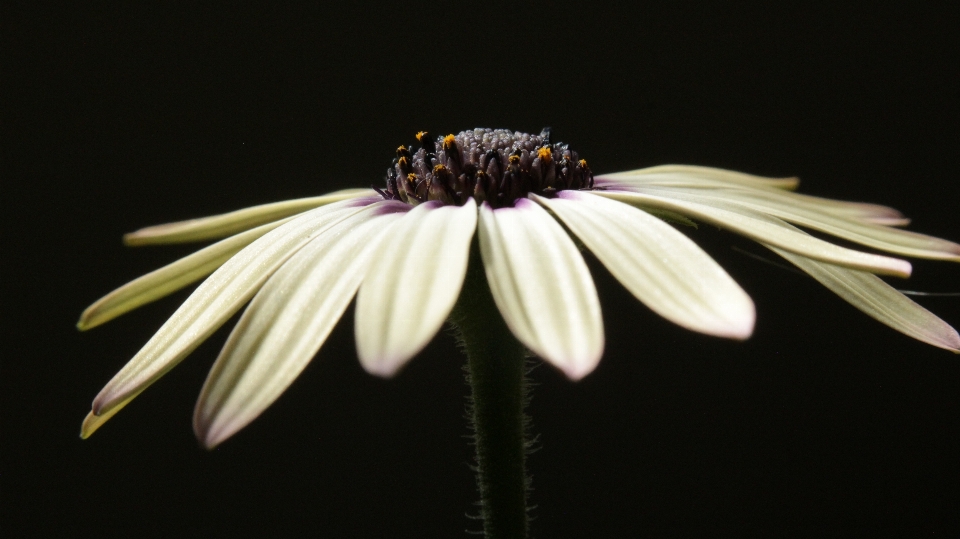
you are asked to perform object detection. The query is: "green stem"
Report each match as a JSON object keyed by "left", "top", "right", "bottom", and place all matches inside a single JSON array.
[{"left": 449, "top": 239, "right": 530, "bottom": 539}]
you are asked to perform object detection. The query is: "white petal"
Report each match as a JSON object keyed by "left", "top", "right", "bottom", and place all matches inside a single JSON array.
[
  {"left": 770, "top": 246, "right": 960, "bottom": 352},
  {"left": 598, "top": 190, "right": 913, "bottom": 278},
  {"left": 536, "top": 192, "right": 755, "bottom": 339},
  {"left": 477, "top": 199, "right": 604, "bottom": 380},
  {"left": 78, "top": 216, "right": 296, "bottom": 330},
  {"left": 194, "top": 208, "right": 407, "bottom": 448},
  {"left": 598, "top": 165, "right": 800, "bottom": 190},
  {"left": 123, "top": 189, "right": 377, "bottom": 245},
  {"left": 89, "top": 198, "right": 386, "bottom": 418},
  {"left": 596, "top": 165, "right": 910, "bottom": 226},
  {"left": 355, "top": 199, "right": 478, "bottom": 376},
  {"left": 631, "top": 186, "right": 960, "bottom": 261}
]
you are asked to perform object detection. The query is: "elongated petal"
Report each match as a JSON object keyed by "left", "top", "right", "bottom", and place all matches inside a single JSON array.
[
  {"left": 598, "top": 165, "right": 800, "bottom": 190},
  {"left": 536, "top": 192, "right": 755, "bottom": 339},
  {"left": 598, "top": 176, "right": 908, "bottom": 225},
  {"left": 598, "top": 190, "right": 913, "bottom": 278},
  {"left": 88, "top": 198, "right": 383, "bottom": 420},
  {"left": 770, "top": 246, "right": 960, "bottom": 352},
  {"left": 355, "top": 199, "right": 478, "bottom": 376},
  {"left": 124, "top": 189, "right": 376, "bottom": 245},
  {"left": 477, "top": 199, "right": 603, "bottom": 379},
  {"left": 633, "top": 186, "right": 960, "bottom": 261},
  {"left": 708, "top": 185, "right": 909, "bottom": 226},
  {"left": 194, "top": 209, "right": 407, "bottom": 448},
  {"left": 78, "top": 217, "right": 296, "bottom": 330}
]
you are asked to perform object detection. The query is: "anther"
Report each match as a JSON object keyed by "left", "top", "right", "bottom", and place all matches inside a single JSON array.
[
  {"left": 442, "top": 134, "right": 457, "bottom": 151},
  {"left": 532, "top": 146, "right": 554, "bottom": 190},
  {"left": 577, "top": 159, "right": 594, "bottom": 188},
  {"left": 428, "top": 165, "right": 456, "bottom": 204},
  {"left": 416, "top": 131, "right": 433, "bottom": 152},
  {"left": 433, "top": 164, "right": 456, "bottom": 192},
  {"left": 442, "top": 133, "right": 463, "bottom": 178},
  {"left": 402, "top": 172, "right": 419, "bottom": 203},
  {"left": 397, "top": 155, "right": 413, "bottom": 177},
  {"left": 537, "top": 146, "right": 553, "bottom": 165}
]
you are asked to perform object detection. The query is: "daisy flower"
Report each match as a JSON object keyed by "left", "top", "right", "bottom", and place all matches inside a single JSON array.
[{"left": 80, "top": 127, "right": 960, "bottom": 444}]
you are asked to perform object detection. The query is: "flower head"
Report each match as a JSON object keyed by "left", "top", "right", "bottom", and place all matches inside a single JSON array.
[{"left": 79, "top": 128, "right": 960, "bottom": 448}]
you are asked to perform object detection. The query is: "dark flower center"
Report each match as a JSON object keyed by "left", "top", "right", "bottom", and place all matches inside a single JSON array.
[{"left": 377, "top": 128, "right": 593, "bottom": 208}]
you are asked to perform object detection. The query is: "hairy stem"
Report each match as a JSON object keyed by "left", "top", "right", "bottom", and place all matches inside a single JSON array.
[{"left": 450, "top": 239, "right": 530, "bottom": 539}]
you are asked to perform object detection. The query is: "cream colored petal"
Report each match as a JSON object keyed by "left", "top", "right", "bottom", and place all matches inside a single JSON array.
[
  {"left": 770, "top": 246, "right": 960, "bottom": 352},
  {"left": 88, "top": 199, "right": 385, "bottom": 420},
  {"left": 80, "top": 388, "right": 142, "bottom": 439},
  {"left": 78, "top": 216, "right": 296, "bottom": 331},
  {"left": 709, "top": 186, "right": 909, "bottom": 226},
  {"left": 124, "top": 189, "right": 377, "bottom": 245},
  {"left": 194, "top": 209, "right": 407, "bottom": 448},
  {"left": 598, "top": 164, "right": 800, "bottom": 190},
  {"left": 355, "top": 199, "right": 478, "bottom": 376},
  {"left": 477, "top": 199, "right": 604, "bottom": 380},
  {"left": 598, "top": 190, "right": 912, "bottom": 278},
  {"left": 596, "top": 175, "right": 907, "bottom": 225},
  {"left": 633, "top": 186, "right": 960, "bottom": 262},
  {"left": 536, "top": 192, "right": 755, "bottom": 339}
]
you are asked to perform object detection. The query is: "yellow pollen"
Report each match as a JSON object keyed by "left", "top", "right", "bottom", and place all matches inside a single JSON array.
[
  {"left": 537, "top": 147, "right": 553, "bottom": 162},
  {"left": 509, "top": 155, "right": 520, "bottom": 164},
  {"left": 443, "top": 134, "right": 457, "bottom": 149},
  {"left": 406, "top": 173, "right": 417, "bottom": 183},
  {"left": 416, "top": 131, "right": 428, "bottom": 142},
  {"left": 433, "top": 164, "right": 448, "bottom": 174},
  {"left": 578, "top": 159, "right": 588, "bottom": 167},
  {"left": 398, "top": 156, "right": 409, "bottom": 167},
  {"left": 397, "top": 145, "right": 408, "bottom": 153}
]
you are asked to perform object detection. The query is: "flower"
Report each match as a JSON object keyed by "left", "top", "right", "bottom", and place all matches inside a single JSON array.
[{"left": 79, "top": 128, "right": 960, "bottom": 448}]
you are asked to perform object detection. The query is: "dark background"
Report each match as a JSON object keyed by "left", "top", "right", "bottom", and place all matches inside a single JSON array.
[{"left": 4, "top": 2, "right": 959, "bottom": 537}]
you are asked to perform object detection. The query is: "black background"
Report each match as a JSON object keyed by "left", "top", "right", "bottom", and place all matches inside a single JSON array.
[{"left": 4, "top": 2, "right": 960, "bottom": 537}]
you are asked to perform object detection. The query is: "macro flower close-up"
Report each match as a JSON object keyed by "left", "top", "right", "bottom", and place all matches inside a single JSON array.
[
  {"left": 79, "top": 128, "right": 960, "bottom": 458},
  {"left": 7, "top": 4, "right": 960, "bottom": 538}
]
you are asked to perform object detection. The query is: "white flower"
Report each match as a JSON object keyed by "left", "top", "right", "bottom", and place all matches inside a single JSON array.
[{"left": 79, "top": 129, "right": 960, "bottom": 448}]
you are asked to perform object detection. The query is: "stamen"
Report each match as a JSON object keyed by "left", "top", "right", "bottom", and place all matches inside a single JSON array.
[
  {"left": 442, "top": 134, "right": 457, "bottom": 151},
  {"left": 416, "top": 131, "right": 432, "bottom": 152},
  {"left": 381, "top": 128, "right": 596, "bottom": 208}
]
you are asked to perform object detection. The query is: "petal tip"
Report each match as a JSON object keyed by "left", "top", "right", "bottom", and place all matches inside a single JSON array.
[
  {"left": 546, "top": 346, "right": 604, "bottom": 381},
  {"left": 941, "top": 327, "right": 960, "bottom": 353},
  {"left": 358, "top": 355, "right": 407, "bottom": 378},
  {"left": 193, "top": 415, "right": 231, "bottom": 450},
  {"left": 122, "top": 231, "right": 152, "bottom": 246},
  {"left": 77, "top": 302, "right": 104, "bottom": 331},
  {"left": 198, "top": 429, "right": 225, "bottom": 451},
  {"left": 79, "top": 411, "right": 99, "bottom": 439},
  {"left": 725, "top": 302, "right": 757, "bottom": 341},
  {"left": 559, "top": 358, "right": 600, "bottom": 381},
  {"left": 80, "top": 405, "right": 124, "bottom": 439}
]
